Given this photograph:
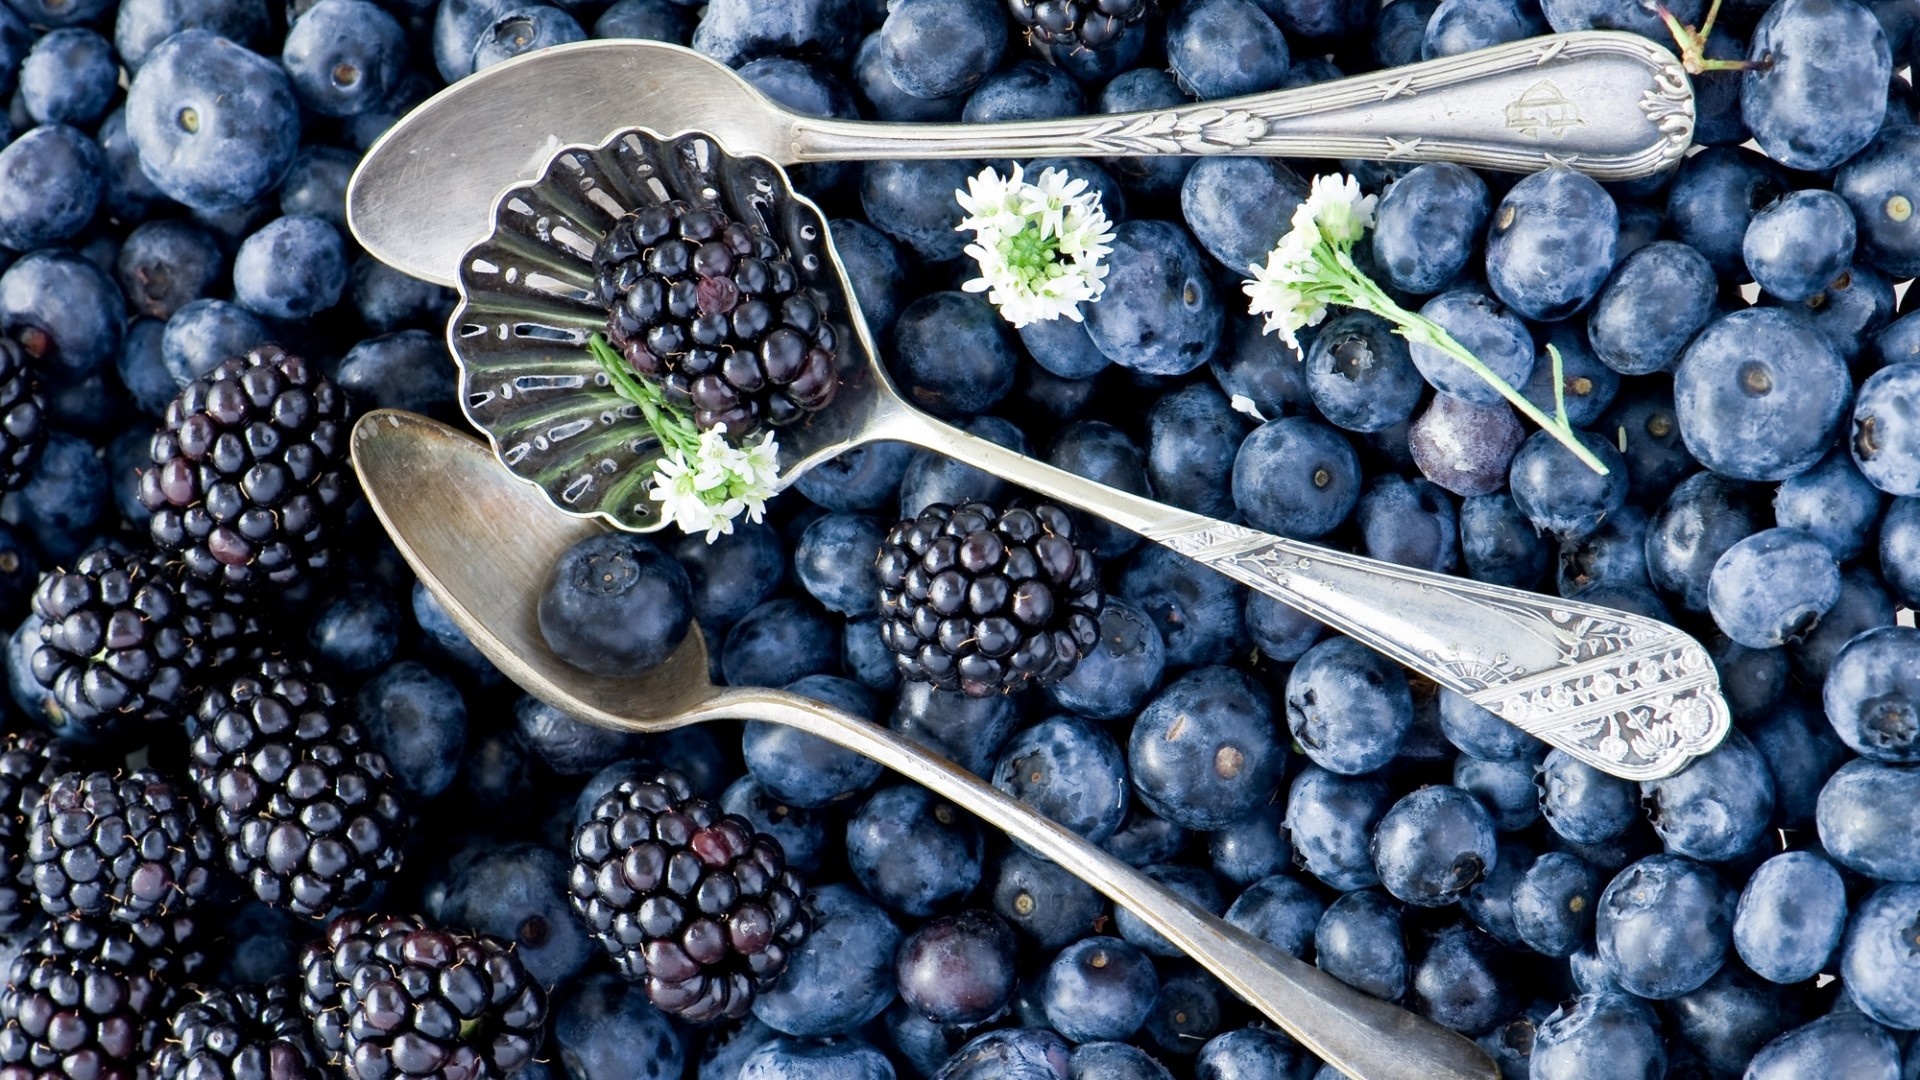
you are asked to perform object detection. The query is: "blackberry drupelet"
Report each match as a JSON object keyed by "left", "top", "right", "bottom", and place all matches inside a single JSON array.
[
  {"left": 0, "top": 338, "right": 46, "bottom": 494},
  {"left": 187, "top": 657, "right": 408, "bottom": 919},
  {"left": 877, "top": 502, "right": 1102, "bottom": 697},
  {"left": 298, "top": 912, "right": 546, "bottom": 1080},
  {"left": 594, "top": 202, "right": 838, "bottom": 437},
  {"left": 0, "top": 918, "right": 169, "bottom": 1080},
  {"left": 29, "top": 549, "right": 250, "bottom": 737},
  {"left": 27, "top": 768, "right": 218, "bottom": 926},
  {"left": 0, "top": 731, "right": 66, "bottom": 935},
  {"left": 1009, "top": 0, "right": 1153, "bottom": 50},
  {"left": 139, "top": 345, "right": 353, "bottom": 596},
  {"left": 151, "top": 979, "right": 320, "bottom": 1080},
  {"left": 568, "top": 769, "right": 809, "bottom": 1024}
]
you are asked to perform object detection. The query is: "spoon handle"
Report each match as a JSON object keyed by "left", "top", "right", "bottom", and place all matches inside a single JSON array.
[
  {"left": 882, "top": 411, "right": 1729, "bottom": 781},
  {"left": 790, "top": 31, "right": 1692, "bottom": 181},
  {"left": 704, "top": 686, "right": 1496, "bottom": 1080}
]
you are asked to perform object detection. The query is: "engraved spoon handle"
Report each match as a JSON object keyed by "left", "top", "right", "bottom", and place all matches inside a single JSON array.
[
  {"left": 880, "top": 409, "right": 1729, "bottom": 781},
  {"left": 791, "top": 31, "right": 1693, "bottom": 180},
  {"left": 699, "top": 686, "right": 1497, "bottom": 1080}
]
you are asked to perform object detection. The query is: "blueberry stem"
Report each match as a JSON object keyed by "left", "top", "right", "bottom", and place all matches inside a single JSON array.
[{"left": 1659, "top": 0, "right": 1755, "bottom": 75}]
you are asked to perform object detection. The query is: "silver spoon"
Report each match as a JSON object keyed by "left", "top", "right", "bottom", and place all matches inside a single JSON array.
[
  {"left": 349, "top": 407, "right": 1498, "bottom": 1080},
  {"left": 346, "top": 32, "right": 1695, "bottom": 286},
  {"left": 443, "top": 125, "right": 1728, "bottom": 782}
]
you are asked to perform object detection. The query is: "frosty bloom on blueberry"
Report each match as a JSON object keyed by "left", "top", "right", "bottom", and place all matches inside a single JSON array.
[{"left": 955, "top": 163, "right": 1116, "bottom": 328}]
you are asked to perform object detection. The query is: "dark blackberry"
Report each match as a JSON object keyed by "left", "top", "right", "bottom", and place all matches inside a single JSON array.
[
  {"left": 298, "top": 913, "right": 546, "bottom": 1080},
  {"left": 0, "top": 918, "right": 169, "bottom": 1080},
  {"left": 139, "top": 345, "right": 353, "bottom": 596},
  {"left": 187, "top": 657, "right": 408, "bottom": 920},
  {"left": 29, "top": 549, "right": 252, "bottom": 738},
  {"left": 876, "top": 502, "right": 1102, "bottom": 697},
  {"left": 26, "top": 768, "right": 218, "bottom": 926},
  {"left": 0, "top": 731, "right": 67, "bottom": 936},
  {"left": 1009, "top": 0, "right": 1153, "bottom": 50},
  {"left": 594, "top": 202, "right": 838, "bottom": 437},
  {"left": 151, "top": 979, "right": 321, "bottom": 1080},
  {"left": 568, "top": 769, "right": 809, "bottom": 1024},
  {"left": 0, "top": 338, "right": 46, "bottom": 494}
]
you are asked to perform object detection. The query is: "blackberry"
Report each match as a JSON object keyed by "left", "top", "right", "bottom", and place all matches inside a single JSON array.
[
  {"left": 0, "top": 731, "right": 67, "bottom": 935},
  {"left": 594, "top": 202, "right": 838, "bottom": 437},
  {"left": 0, "top": 338, "right": 46, "bottom": 493},
  {"left": 151, "top": 979, "right": 321, "bottom": 1080},
  {"left": 139, "top": 345, "right": 353, "bottom": 596},
  {"left": 298, "top": 913, "right": 546, "bottom": 1080},
  {"left": 1009, "top": 0, "right": 1153, "bottom": 50},
  {"left": 568, "top": 769, "right": 809, "bottom": 1024},
  {"left": 877, "top": 502, "right": 1102, "bottom": 697},
  {"left": 29, "top": 549, "right": 252, "bottom": 738},
  {"left": 26, "top": 768, "right": 218, "bottom": 926},
  {"left": 0, "top": 918, "right": 169, "bottom": 1080},
  {"left": 187, "top": 657, "right": 408, "bottom": 920}
]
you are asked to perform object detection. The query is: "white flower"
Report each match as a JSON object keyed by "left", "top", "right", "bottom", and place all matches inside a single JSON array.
[
  {"left": 648, "top": 427, "right": 780, "bottom": 543},
  {"left": 955, "top": 163, "right": 1115, "bottom": 328},
  {"left": 1243, "top": 246, "right": 1329, "bottom": 352},
  {"left": 1300, "top": 172, "right": 1377, "bottom": 246}
]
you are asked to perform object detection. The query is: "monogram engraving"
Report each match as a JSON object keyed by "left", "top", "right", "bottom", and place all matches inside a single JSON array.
[{"left": 1504, "top": 81, "right": 1584, "bottom": 138}]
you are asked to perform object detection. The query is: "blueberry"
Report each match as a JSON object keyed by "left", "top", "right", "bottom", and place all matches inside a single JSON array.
[
  {"left": 1068, "top": 1042, "right": 1171, "bottom": 1080},
  {"left": 1041, "top": 936, "right": 1159, "bottom": 1042},
  {"left": 846, "top": 784, "right": 982, "bottom": 917},
  {"left": 1117, "top": 545, "right": 1246, "bottom": 669},
  {"left": 1835, "top": 127, "right": 1920, "bottom": 278},
  {"left": 1408, "top": 289, "right": 1534, "bottom": 407},
  {"left": 1410, "top": 922, "right": 1515, "bottom": 1035},
  {"left": 1303, "top": 312, "right": 1424, "bottom": 434},
  {"left": 1509, "top": 852, "right": 1598, "bottom": 958},
  {"left": 722, "top": 598, "right": 838, "bottom": 689},
  {"left": 1285, "top": 766, "right": 1390, "bottom": 891},
  {"left": 19, "top": 432, "right": 109, "bottom": 561},
  {"left": 755, "top": 884, "right": 901, "bottom": 1037},
  {"left": 859, "top": 159, "right": 975, "bottom": 263},
  {"left": 1640, "top": 729, "right": 1776, "bottom": 862},
  {"left": 740, "top": 1037, "right": 896, "bottom": 1080},
  {"left": 1193, "top": 1027, "right": 1316, "bottom": 1080},
  {"left": 125, "top": 30, "right": 301, "bottom": 211},
  {"left": 1556, "top": 504, "right": 1648, "bottom": 598},
  {"left": 0, "top": 126, "right": 104, "bottom": 254},
  {"left": 1602, "top": 380, "right": 1693, "bottom": 504},
  {"left": 1408, "top": 394, "right": 1525, "bottom": 499},
  {"left": 1180, "top": 157, "right": 1307, "bottom": 274},
  {"left": 896, "top": 909, "right": 1017, "bottom": 1026},
  {"left": 1815, "top": 757, "right": 1920, "bottom": 882},
  {"left": 282, "top": 0, "right": 407, "bottom": 117},
  {"left": 897, "top": 415, "right": 1027, "bottom": 516},
  {"left": 1507, "top": 429, "right": 1628, "bottom": 541},
  {"left": 877, "top": 0, "right": 1003, "bottom": 99},
  {"left": 1436, "top": 688, "right": 1541, "bottom": 763},
  {"left": 1422, "top": 0, "right": 1542, "bottom": 56},
  {"left": 1284, "top": 636, "right": 1412, "bottom": 775},
  {"left": 1882, "top": 496, "right": 1920, "bottom": 607},
  {"left": 1595, "top": 853, "right": 1732, "bottom": 999},
  {"left": 1084, "top": 220, "right": 1224, "bottom": 377},
  {"left": 115, "top": 219, "right": 223, "bottom": 322},
  {"left": 1232, "top": 416, "right": 1362, "bottom": 540},
  {"left": 1539, "top": 0, "right": 1697, "bottom": 37},
  {"left": 991, "top": 847, "right": 1105, "bottom": 950},
  {"left": 1837, "top": 882, "right": 1920, "bottom": 1030},
  {"left": 849, "top": 30, "right": 963, "bottom": 122},
  {"left": 1744, "top": 1013, "right": 1902, "bottom": 1080},
  {"left": 336, "top": 330, "right": 458, "bottom": 418},
  {"left": 993, "top": 716, "right": 1129, "bottom": 846},
  {"left": 348, "top": 255, "right": 453, "bottom": 334},
  {"left": 1165, "top": 0, "right": 1290, "bottom": 99},
  {"left": 439, "top": 842, "right": 593, "bottom": 988},
  {"left": 720, "top": 777, "right": 827, "bottom": 875},
  {"left": 1369, "top": 165, "right": 1487, "bottom": 296},
  {"left": 1802, "top": 262, "right": 1897, "bottom": 362},
  {"left": 539, "top": 531, "right": 692, "bottom": 677},
  {"left": 512, "top": 693, "right": 633, "bottom": 776},
  {"left": 591, "top": 0, "right": 691, "bottom": 41},
  {"left": 1774, "top": 448, "right": 1884, "bottom": 561},
  {"left": 1313, "top": 889, "right": 1407, "bottom": 999},
  {"left": 1665, "top": 146, "right": 1788, "bottom": 275},
  {"left": 1371, "top": 786, "right": 1496, "bottom": 907},
  {"left": 744, "top": 676, "right": 883, "bottom": 808},
  {"left": 890, "top": 679, "right": 1018, "bottom": 774},
  {"left": 307, "top": 579, "right": 401, "bottom": 675},
  {"left": 1707, "top": 527, "right": 1841, "bottom": 649},
  {"left": 1728, "top": 850, "right": 1848, "bottom": 985},
  {"left": 1045, "top": 420, "right": 1152, "bottom": 560},
  {"left": 674, "top": 522, "right": 784, "bottom": 630},
  {"left": 889, "top": 292, "right": 1016, "bottom": 419},
  {"left": 114, "top": 0, "right": 268, "bottom": 67},
  {"left": 1484, "top": 168, "right": 1618, "bottom": 322},
  {"left": 470, "top": 6, "right": 585, "bottom": 70},
  {"left": 1455, "top": 754, "right": 1543, "bottom": 834},
  {"left": 353, "top": 660, "right": 469, "bottom": 800},
  {"left": 1742, "top": 0, "right": 1892, "bottom": 170},
  {"left": 1791, "top": 565, "right": 1895, "bottom": 681},
  {"left": 1112, "top": 863, "right": 1225, "bottom": 957},
  {"left": 1538, "top": 749, "right": 1638, "bottom": 845},
  {"left": 551, "top": 974, "right": 686, "bottom": 1080},
  {"left": 1743, "top": 189, "right": 1857, "bottom": 301},
  {"left": 1243, "top": 590, "right": 1325, "bottom": 662},
  {"left": 1852, "top": 362, "right": 1920, "bottom": 495},
  {"left": 160, "top": 299, "right": 269, "bottom": 387},
  {"left": 1223, "top": 873, "right": 1325, "bottom": 960},
  {"left": 20, "top": 29, "right": 118, "bottom": 128},
  {"left": 1529, "top": 993, "right": 1665, "bottom": 1080},
  {"left": 232, "top": 215, "right": 348, "bottom": 321},
  {"left": 935, "top": 1029, "right": 1071, "bottom": 1080},
  {"left": 1129, "top": 666, "right": 1282, "bottom": 831},
  {"left": 962, "top": 60, "right": 1086, "bottom": 124},
  {"left": 1644, "top": 472, "right": 1757, "bottom": 614},
  {"left": 1145, "top": 384, "right": 1246, "bottom": 519},
  {"left": 791, "top": 513, "right": 883, "bottom": 617},
  {"left": 1586, "top": 240, "right": 1717, "bottom": 376}
]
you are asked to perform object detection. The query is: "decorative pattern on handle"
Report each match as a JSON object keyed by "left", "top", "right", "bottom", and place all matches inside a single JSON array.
[{"left": 1080, "top": 108, "right": 1272, "bottom": 155}]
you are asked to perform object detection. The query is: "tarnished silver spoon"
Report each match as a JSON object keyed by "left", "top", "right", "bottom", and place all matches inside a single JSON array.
[{"left": 349, "top": 407, "right": 1499, "bottom": 1080}]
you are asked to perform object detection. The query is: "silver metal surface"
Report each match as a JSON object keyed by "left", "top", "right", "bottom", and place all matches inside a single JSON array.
[
  {"left": 350, "top": 408, "right": 1501, "bottom": 1080},
  {"left": 348, "top": 32, "right": 1694, "bottom": 286},
  {"left": 444, "top": 126, "right": 1730, "bottom": 782}
]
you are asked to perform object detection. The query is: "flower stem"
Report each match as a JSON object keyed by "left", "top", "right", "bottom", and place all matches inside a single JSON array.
[{"left": 587, "top": 333, "right": 700, "bottom": 457}]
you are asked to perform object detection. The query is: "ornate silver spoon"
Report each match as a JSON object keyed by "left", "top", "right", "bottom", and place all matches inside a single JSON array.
[
  {"left": 446, "top": 126, "right": 1728, "bottom": 781},
  {"left": 346, "top": 33, "right": 1695, "bottom": 286}
]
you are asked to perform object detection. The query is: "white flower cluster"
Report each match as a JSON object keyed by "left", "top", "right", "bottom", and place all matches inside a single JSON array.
[
  {"left": 955, "top": 164, "right": 1116, "bottom": 328},
  {"left": 647, "top": 425, "right": 781, "bottom": 542},
  {"left": 1242, "top": 173, "right": 1380, "bottom": 351}
]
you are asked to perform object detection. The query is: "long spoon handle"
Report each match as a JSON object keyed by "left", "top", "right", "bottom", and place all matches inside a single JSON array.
[
  {"left": 792, "top": 31, "right": 1692, "bottom": 181},
  {"left": 698, "top": 686, "right": 1496, "bottom": 1080},
  {"left": 878, "top": 409, "right": 1729, "bottom": 781}
]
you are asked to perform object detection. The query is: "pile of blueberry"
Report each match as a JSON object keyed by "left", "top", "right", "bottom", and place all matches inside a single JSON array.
[{"left": 1, "top": 0, "right": 1919, "bottom": 1075}]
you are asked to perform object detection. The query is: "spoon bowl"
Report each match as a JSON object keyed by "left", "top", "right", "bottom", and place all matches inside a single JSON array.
[{"left": 348, "top": 407, "right": 1499, "bottom": 1080}]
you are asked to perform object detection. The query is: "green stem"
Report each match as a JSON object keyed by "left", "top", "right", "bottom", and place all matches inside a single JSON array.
[{"left": 587, "top": 334, "right": 700, "bottom": 457}]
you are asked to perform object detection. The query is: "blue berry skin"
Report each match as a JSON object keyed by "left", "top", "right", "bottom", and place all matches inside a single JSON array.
[
  {"left": 1743, "top": 190, "right": 1857, "bottom": 301},
  {"left": 20, "top": 29, "right": 117, "bottom": 128},
  {"left": 1791, "top": 566, "right": 1895, "bottom": 681},
  {"left": 281, "top": 0, "right": 406, "bottom": 117},
  {"left": 877, "top": 0, "right": 1003, "bottom": 99},
  {"left": 1371, "top": 786, "right": 1498, "bottom": 908},
  {"left": 1839, "top": 883, "right": 1920, "bottom": 1029},
  {"left": 539, "top": 531, "right": 692, "bottom": 678},
  {"left": 551, "top": 974, "right": 686, "bottom": 1080},
  {"left": 1045, "top": 421, "right": 1151, "bottom": 560},
  {"left": 722, "top": 777, "right": 828, "bottom": 875},
  {"left": 792, "top": 513, "right": 883, "bottom": 617},
  {"left": 1212, "top": 315, "right": 1312, "bottom": 422},
  {"left": 1507, "top": 429, "right": 1628, "bottom": 542},
  {"left": 1528, "top": 993, "right": 1665, "bottom": 1080},
  {"left": 889, "top": 292, "right": 1016, "bottom": 419},
  {"left": 1557, "top": 505, "right": 1648, "bottom": 599},
  {"left": 1180, "top": 157, "right": 1306, "bottom": 274},
  {"left": 1166, "top": 0, "right": 1290, "bottom": 99},
  {"left": 740, "top": 1037, "right": 896, "bottom": 1080},
  {"left": 1595, "top": 853, "right": 1733, "bottom": 999},
  {"left": 1745, "top": 1014, "right": 1901, "bottom": 1080},
  {"left": 1305, "top": 312, "right": 1425, "bottom": 434},
  {"left": 1129, "top": 667, "right": 1281, "bottom": 831},
  {"left": 825, "top": 218, "right": 905, "bottom": 344},
  {"left": 592, "top": 0, "right": 691, "bottom": 41},
  {"left": 1803, "top": 261, "right": 1897, "bottom": 362},
  {"left": 1746, "top": 696, "right": 1847, "bottom": 830},
  {"left": 1422, "top": 0, "right": 1539, "bottom": 56},
  {"left": 1314, "top": 889, "right": 1408, "bottom": 1000},
  {"left": 1853, "top": 362, "right": 1920, "bottom": 495},
  {"left": 936, "top": 1029, "right": 1071, "bottom": 1080},
  {"left": 1411, "top": 922, "right": 1515, "bottom": 1036},
  {"left": 1585, "top": 241, "right": 1717, "bottom": 376},
  {"left": 1438, "top": 688, "right": 1541, "bottom": 763},
  {"left": 1640, "top": 729, "right": 1776, "bottom": 862},
  {"left": 1286, "top": 766, "right": 1390, "bottom": 891},
  {"left": 439, "top": 842, "right": 593, "bottom": 989},
  {"left": 116, "top": 219, "right": 224, "bottom": 322},
  {"left": 963, "top": 61, "right": 1085, "bottom": 129},
  {"left": 1113, "top": 864, "right": 1224, "bottom": 958},
  {"left": 796, "top": 441, "right": 911, "bottom": 516},
  {"left": 1882, "top": 497, "right": 1920, "bottom": 607},
  {"left": 1244, "top": 591, "right": 1325, "bottom": 663},
  {"left": 668, "top": 527, "right": 780, "bottom": 638},
  {"left": 889, "top": 682, "right": 1018, "bottom": 778},
  {"left": 335, "top": 330, "right": 457, "bottom": 419},
  {"left": 115, "top": 0, "right": 266, "bottom": 67},
  {"left": 846, "top": 784, "right": 983, "bottom": 917},
  {"left": 993, "top": 717, "right": 1129, "bottom": 847},
  {"left": 1668, "top": 966, "right": 1804, "bottom": 1079},
  {"left": 232, "top": 215, "right": 347, "bottom": 321},
  {"left": 470, "top": 5, "right": 586, "bottom": 69},
  {"left": 1743, "top": 0, "right": 1892, "bottom": 170},
  {"left": 1538, "top": 749, "right": 1639, "bottom": 846},
  {"left": 722, "top": 598, "right": 838, "bottom": 689},
  {"left": 1458, "top": 493, "right": 1549, "bottom": 589},
  {"left": 743, "top": 677, "right": 883, "bottom": 809},
  {"left": 1224, "top": 874, "right": 1326, "bottom": 958},
  {"left": 897, "top": 415, "right": 1026, "bottom": 517},
  {"left": 160, "top": 297, "right": 269, "bottom": 386},
  {"left": 1146, "top": 385, "right": 1246, "bottom": 520},
  {"left": 1085, "top": 220, "right": 1224, "bottom": 377},
  {"left": 512, "top": 694, "right": 632, "bottom": 776},
  {"left": 1042, "top": 936, "right": 1159, "bottom": 1042},
  {"left": 895, "top": 909, "right": 1016, "bottom": 1026},
  {"left": 1646, "top": 472, "right": 1757, "bottom": 615},
  {"left": 1208, "top": 804, "right": 1292, "bottom": 888},
  {"left": 353, "top": 660, "right": 469, "bottom": 800},
  {"left": 756, "top": 884, "right": 902, "bottom": 1038},
  {"left": 0, "top": 126, "right": 103, "bottom": 254},
  {"left": 0, "top": 6, "right": 28, "bottom": 95},
  {"left": 1068, "top": 1042, "right": 1170, "bottom": 1080},
  {"left": 1371, "top": 163, "right": 1490, "bottom": 295},
  {"left": 992, "top": 847, "right": 1105, "bottom": 950},
  {"left": 412, "top": 578, "right": 498, "bottom": 681},
  {"left": 1775, "top": 448, "right": 1885, "bottom": 561},
  {"left": 1835, "top": 128, "right": 1920, "bottom": 278},
  {"left": 1731, "top": 851, "right": 1847, "bottom": 984},
  {"left": 1460, "top": 840, "right": 1532, "bottom": 946},
  {"left": 1022, "top": 313, "right": 1112, "bottom": 382},
  {"left": 349, "top": 255, "right": 453, "bottom": 334},
  {"left": 860, "top": 158, "right": 973, "bottom": 263},
  {"left": 850, "top": 30, "right": 962, "bottom": 123},
  {"left": 1665, "top": 146, "right": 1788, "bottom": 275},
  {"left": 1817, "top": 758, "right": 1920, "bottom": 881},
  {"left": 1707, "top": 527, "right": 1841, "bottom": 649},
  {"left": 1511, "top": 853, "right": 1598, "bottom": 958},
  {"left": 1358, "top": 475, "right": 1458, "bottom": 573},
  {"left": 1118, "top": 545, "right": 1246, "bottom": 669},
  {"left": 126, "top": 30, "right": 301, "bottom": 211},
  {"left": 308, "top": 579, "right": 401, "bottom": 675},
  {"left": 1284, "top": 636, "right": 1412, "bottom": 776},
  {"left": 1521, "top": 323, "right": 1619, "bottom": 428},
  {"left": 842, "top": 616, "right": 900, "bottom": 694},
  {"left": 1408, "top": 289, "right": 1534, "bottom": 407},
  {"left": 1455, "top": 754, "right": 1543, "bottom": 834},
  {"left": 1232, "top": 417, "right": 1362, "bottom": 540},
  {"left": 739, "top": 59, "right": 860, "bottom": 197},
  {"left": 1484, "top": 168, "right": 1619, "bottom": 322},
  {"left": 2, "top": 251, "right": 125, "bottom": 384},
  {"left": 19, "top": 433, "right": 109, "bottom": 561},
  {"left": 1193, "top": 1027, "right": 1315, "bottom": 1080},
  {"left": 1539, "top": 0, "right": 1698, "bottom": 37}
]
